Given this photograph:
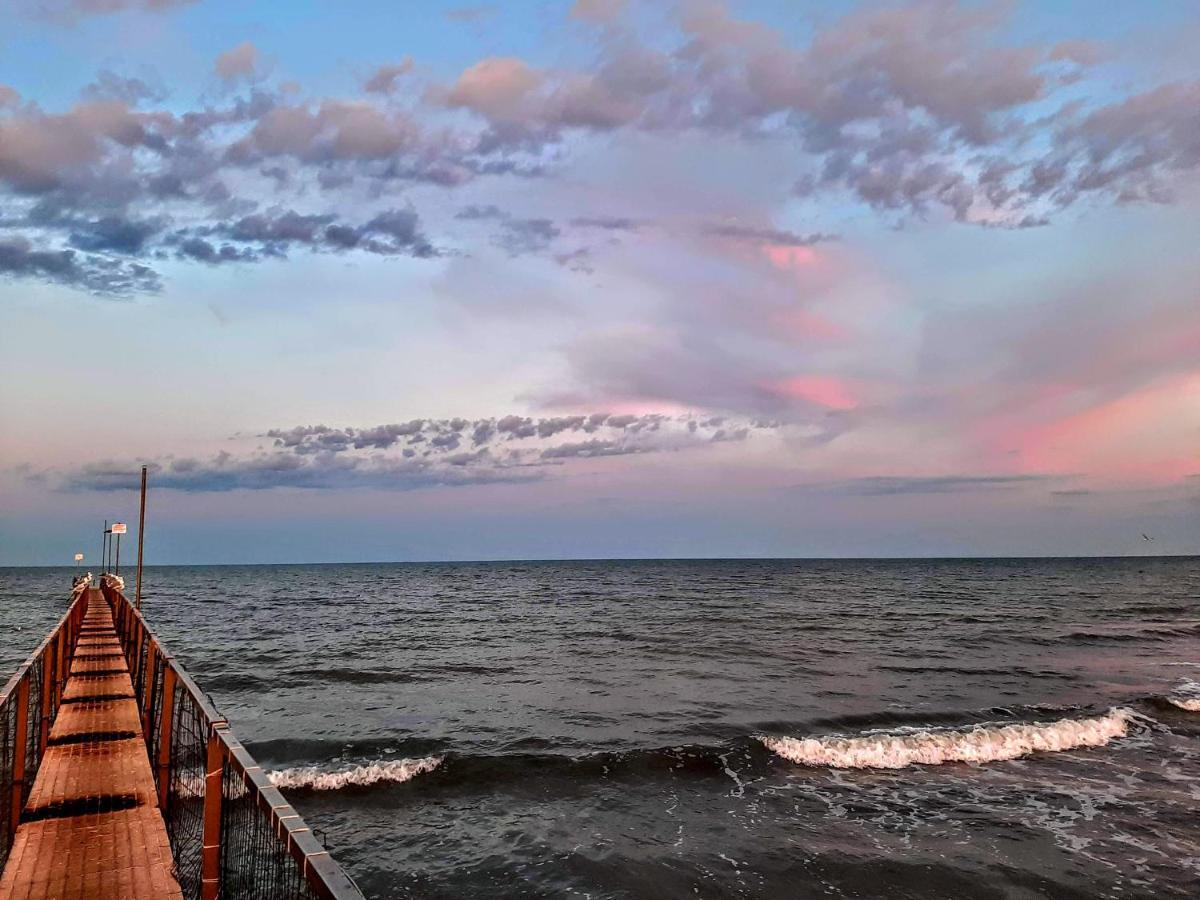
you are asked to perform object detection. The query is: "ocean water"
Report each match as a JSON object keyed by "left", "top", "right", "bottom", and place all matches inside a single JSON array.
[{"left": 2, "top": 558, "right": 1198, "bottom": 898}]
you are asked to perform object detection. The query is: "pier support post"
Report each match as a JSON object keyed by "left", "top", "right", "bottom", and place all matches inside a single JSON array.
[
  {"left": 54, "top": 631, "right": 66, "bottom": 709},
  {"left": 38, "top": 644, "right": 53, "bottom": 757},
  {"left": 10, "top": 680, "right": 29, "bottom": 837},
  {"left": 201, "top": 725, "right": 227, "bottom": 900},
  {"left": 156, "top": 667, "right": 177, "bottom": 809},
  {"left": 131, "top": 619, "right": 144, "bottom": 694},
  {"left": 141, "top": 642, "right": 157, "bottom": 740}
]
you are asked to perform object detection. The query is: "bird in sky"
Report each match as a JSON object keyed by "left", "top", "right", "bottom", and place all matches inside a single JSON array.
[{"left": 1142, "top": 533, "right": 1154, "bottom": 542}]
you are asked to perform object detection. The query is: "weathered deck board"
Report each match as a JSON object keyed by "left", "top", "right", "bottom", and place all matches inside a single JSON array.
[{"left": 0, "top": 589, "right": 183, "bottom": 899}]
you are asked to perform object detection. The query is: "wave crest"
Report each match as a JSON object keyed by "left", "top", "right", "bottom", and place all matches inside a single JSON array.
[
  {"left": 1166, "top": 680, "right": 1200, "bottom": 712},
  {"left": 759, "top": 708, "right": 1131, "bottom": 769},
  {"left": 268, "top": 756, "right": 443, "bottom": 791}
]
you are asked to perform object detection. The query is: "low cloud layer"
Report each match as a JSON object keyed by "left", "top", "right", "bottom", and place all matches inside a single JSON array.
[{"left": 57, "top": 412, "right": 772, "bottom": 492}]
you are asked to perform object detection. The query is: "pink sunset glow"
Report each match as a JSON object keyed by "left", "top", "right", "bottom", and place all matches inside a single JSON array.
[
  {"left": 763, "top": 245, "right": 818, "bottom": 270},
  {"left": 1012, "top": 371, "right": 1200, "bottom": 485},
  {"left": 770, "top": 376, "right": 860, "bottom": 411}
]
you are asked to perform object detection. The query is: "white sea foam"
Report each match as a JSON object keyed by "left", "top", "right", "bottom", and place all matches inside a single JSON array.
[
  {"left": 267, "top": 756, "right": 443, "bottom": 791},
  {"left": 759, "top": 708, "right": 1132, "bottom": 769},
  {"left": 1166, "top": 680, "right": 1200, "bottom": 712}
]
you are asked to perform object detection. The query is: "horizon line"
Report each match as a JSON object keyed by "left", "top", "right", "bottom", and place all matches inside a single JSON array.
[{"left": 4, "top": 553, "right": 1193, "bottom": 569}]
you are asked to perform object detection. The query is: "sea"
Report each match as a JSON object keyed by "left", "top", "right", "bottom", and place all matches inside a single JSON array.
[{"left": 2, "top": 558, "right": 1198, "bottom": 898}]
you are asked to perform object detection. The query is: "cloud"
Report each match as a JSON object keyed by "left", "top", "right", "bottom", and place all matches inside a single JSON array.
[
  {"left": 570, "top": 0, "right": 627, "bottom": 24},
  {"left": 80, "top": 71, "right": 166, "bottom": 106},
  {"left": 166, "top": 206, "right": 438, "bottom": 262},
  {"left": 811, "top": 475, "right": 1063, "bottom": 496},
  {"left": 0, "top": 235, "right": 159, "bottom": 293},
  {"left": 703, "top": 222, "right": 835, "bottom": 246},
  {"left": 2, "top": 0, "right": 1198, "bottom": 299},
  {"left": 62, "top": 452, "right": 538, "bottom": 493},
  {"left": 1045, "top": 81, "right": 1200, "bottom": 206},
  {"left": 57, "top": 411, "right": 785, "bottom": 492},
  {"left": 443, "top": 57, "right": 543, "bottom": 124},
  {"left": 172, "top": 236, "right": 258, "bottom": 264},
  {"left": 570, "top": 215, "right": 640, "bottom": 231},
  {"left": 363, "top": 59, "right": 414, "bottom": 95},
  {"left": 455, "top": 204, "right": 561, "bottom": 256},
  {"left": 540, "top": 438, "right": 636, "bottom": 459},
  {"left": 424, "top": 0, "right": 1195, "bottom": 224},
  {"left": 24, "top": 0, "right": 198, "bottom": 21},
  {"left": 67, "top": 214, "right": 167, "bottom": 254},
  {"left": 0, "top": 99, "right": 164, "bottom": 195},
  {"left": 215, "top": 42, "right": 263, "bottom": 84},
  {"left": 226, "top": 99, "right": 423, "bottom": 165}
]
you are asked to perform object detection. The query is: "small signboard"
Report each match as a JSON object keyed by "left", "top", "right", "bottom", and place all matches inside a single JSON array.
[
  {"left": 111, "top": 523, "right": 128, "bottom": 534},
  {"left": 74, "top": 553, "right": 84, "bottom": 561}
]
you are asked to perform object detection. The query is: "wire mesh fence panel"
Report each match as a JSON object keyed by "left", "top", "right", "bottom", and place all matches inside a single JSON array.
[
  {"left": 0, "top": 691, "right": 15, "bottom": 870},
  {"left": 133, "top": 633, "right": 150, "bottom": 713},
  {"left": 147, "top": 650, "right": 167, "bottom": 786},
  {"left": 165, "top": 683, "right": 208, "bottom": 898},
  {"left": 0, "top": 588, "right": 86, "bottom": 871},
  {"left": 218, "top": 764, "right": 324, "bottom": 900},
  {"left": 20, "top": 659, "right": 43, "bottom": 809}
]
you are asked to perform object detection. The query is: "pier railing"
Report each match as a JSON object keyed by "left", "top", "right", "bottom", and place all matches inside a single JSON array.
[
  {"left": 100, "top": 577, "right": 363, "bottom": 900},
  {"left": 0, "top": 580, "right": 88, "bottom": 872}
]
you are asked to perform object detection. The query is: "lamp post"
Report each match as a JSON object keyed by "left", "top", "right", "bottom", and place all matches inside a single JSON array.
[
  {"left": 112, "top": 523, "right": 127, "bottom": 577},
  {"left": 135, "top": 466, "right": 147, "bottom": 610}
]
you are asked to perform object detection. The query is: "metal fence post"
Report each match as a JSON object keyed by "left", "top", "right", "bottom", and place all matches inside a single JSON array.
[
  {"left": 54, "top": 631, "right": 66, "bottom": 707},
  {"left": 38, "top": 645, "right": 53, "bottom": 756},
  {"left": 10, "top": 680, "right": 29, "bottom": 837},
  {"left": 156, "top": 667, "right": 177, "bottom": 810},
  {"left": 130, "top": 619, "right": 142, "bottom": 691},
  {"left": 201, "top": 726, "right": 227, "bottom": 900},
  {"left": 141, "top": 644, "right": 157, "bottom": 739}
]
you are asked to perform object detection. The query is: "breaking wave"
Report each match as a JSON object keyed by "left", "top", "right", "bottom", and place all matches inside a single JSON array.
[
  {"left": 1165, "top": 680, "right": 1200, "bottom": 712},
  {"left": 759, "top": 708, "right": 1132, "bottom": 769},
  {"left": 268, "top": 756, "right": 443, "bottom": 791}
]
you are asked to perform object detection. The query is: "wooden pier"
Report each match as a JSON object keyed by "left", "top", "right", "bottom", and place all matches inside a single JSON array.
[
  {"left": 0, "top": 577, "right": 363, "bottom": 900},
  {"left": 0, "top": 588, "right": 183, "bottom": 898}
]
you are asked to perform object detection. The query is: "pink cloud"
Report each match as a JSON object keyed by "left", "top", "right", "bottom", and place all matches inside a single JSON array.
[
  {"left": 992, "top": 370, "right": 1200, "bottom": 484},
  {"left": 442, "top": 57, "right": 542, "bottom": 121},
  {"left": 769, "top": 375, "right": 859, "bottom": 410},
  {"left": 763, "top": 244, "right": 817, "bottom": 270}
]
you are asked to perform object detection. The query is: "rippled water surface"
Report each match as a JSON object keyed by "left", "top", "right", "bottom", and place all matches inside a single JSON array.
[{"left": 2, "top": 558, "right": 1198, "bottom": 898}]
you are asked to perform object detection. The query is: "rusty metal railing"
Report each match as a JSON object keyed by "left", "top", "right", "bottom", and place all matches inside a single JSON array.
[
  {"left": 0, "top": 579, "right": 89, "bottom": 871},
  {"left": 100, "top": 576, "right": 363, "bottom": 900}
]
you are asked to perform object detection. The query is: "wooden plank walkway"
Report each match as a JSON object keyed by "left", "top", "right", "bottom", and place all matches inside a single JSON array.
[{"left": 0, "top": 589, "right": 183, "bottom": 899}]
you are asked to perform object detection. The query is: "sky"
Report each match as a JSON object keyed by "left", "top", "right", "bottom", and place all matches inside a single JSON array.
[{"left": 0, "top": 0, "right": 1197, "bottom": 565}]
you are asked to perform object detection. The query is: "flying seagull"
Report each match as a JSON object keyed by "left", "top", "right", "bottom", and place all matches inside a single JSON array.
[{"left": 1142, "top": 533, "right": 1154, "bottom": 542}]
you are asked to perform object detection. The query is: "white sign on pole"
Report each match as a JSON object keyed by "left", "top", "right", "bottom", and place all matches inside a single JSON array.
[
  {"left": 111, "top": 523, "right": 128, "bottom": 534},
  {"left": 74, "top": 553, "right": 84, "bottom": 561}
]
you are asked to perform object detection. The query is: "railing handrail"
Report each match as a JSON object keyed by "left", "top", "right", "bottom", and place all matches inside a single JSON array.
[
  {"left": 100, "top": 577, "right": 364, "bottom": 900},
  {"left": 0, "top": 580, "right": 88, "bottom": 707}
]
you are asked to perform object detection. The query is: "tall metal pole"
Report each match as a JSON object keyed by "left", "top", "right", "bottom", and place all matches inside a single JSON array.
[
  {"left": 136, "top": 466, "right": 147, "bottom": 610},
  {"left": 102, "top": 520, "right": 108, "bottom": 574},
  {"left": 115, "top": 532, "right": 121, "bottom": 576}
]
